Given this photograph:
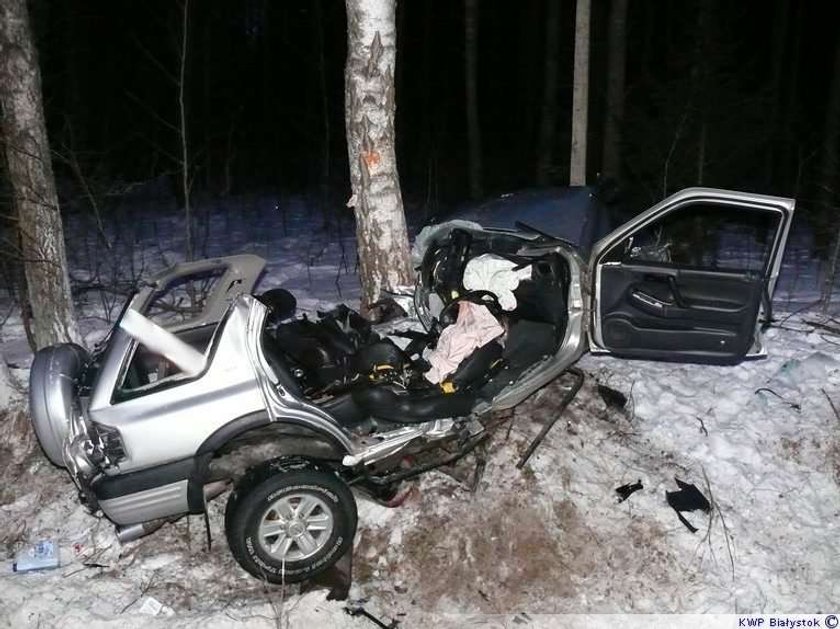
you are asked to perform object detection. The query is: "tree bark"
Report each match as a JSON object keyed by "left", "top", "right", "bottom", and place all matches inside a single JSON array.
[
  {"left": 464, "top": 0, "right": 482, "bottom": 199},
  {"left": 179, "top": 0, "right": 193, "bottom": 260},
  {"left": 314, "top": 0, "right": 331, "bottom": 220},
  {"left": 345, "top": 0, "right": 413, "bottom": 312},
  {"left": 819, "top": 36, "right": 840, "bottom": 306},
  {"left": 764, "top": 0, "right": 788, "bottom": 187},
  {"left": 569, "top": 0, "right": 591, "bottom": 186},
  {"left": 693, "top": 0, "right": 712, "bottom": 189},
  {"left": 601, "top": 0, "right": 628, "bottom": 181},
  {"left": 536, "top": 0, "right": 562, "bottom": 186},
  {"left": 0, "top": 0, "right": 81, "bottom": 349}
]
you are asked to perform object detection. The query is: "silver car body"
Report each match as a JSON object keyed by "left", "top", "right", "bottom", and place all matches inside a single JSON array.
[{"left": 33, "top": 187, "right": 795, "bottom": 528}]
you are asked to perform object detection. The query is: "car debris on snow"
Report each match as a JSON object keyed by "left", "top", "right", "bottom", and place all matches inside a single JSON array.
[
  {"left": 615, "top": 479, "right": 643, "bottom": 503},
  {"left": 665, "top": 478, "right": 712, "bottom": 533}
]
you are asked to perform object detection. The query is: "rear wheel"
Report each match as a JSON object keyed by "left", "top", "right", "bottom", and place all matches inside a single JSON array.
[{"left": 225, "top": 461, "right": 357, "bottom": 583}]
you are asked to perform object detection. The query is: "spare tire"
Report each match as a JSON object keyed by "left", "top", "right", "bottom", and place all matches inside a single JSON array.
[{"left": 28, "top": 343, "right": 89, "bottom": 467}]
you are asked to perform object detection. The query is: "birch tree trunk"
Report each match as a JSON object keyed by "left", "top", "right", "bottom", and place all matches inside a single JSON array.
[
  {"left": 536, "top": 0, "right": 561, "bottom": 186},
  {"left": 179, "top": 0, "right": 193, "bottom": 260},
  {"left": 764, "top": 0, "right": 788, "bottom": 185},
  {"left": 0, "top": 0, "right": 81, "bottom": 349},
  {"left": 464, "top": 0, "right": 482, "bottom": 199},
  {"left": 345, "top": 0, "right": 413, "bottom": 312},
  {"left": 569, "top": 0, "right": 591, "bottom": 186},
  {"left": 601, "top": 0, "right": 628, "bottom": 181},
  {"left": 819, "top": 37, "right": 840, "bottom": 307},
  {"left": 314, "top": 0, "right": 331, "bottom": 219}
]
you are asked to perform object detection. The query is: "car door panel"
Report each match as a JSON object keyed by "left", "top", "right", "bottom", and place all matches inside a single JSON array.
[
  {"left": 599, "top": 263, "right": 763, "bottom": 362},
  {"left": 588, "top": 188, "right": 795, "bottom": 365}
]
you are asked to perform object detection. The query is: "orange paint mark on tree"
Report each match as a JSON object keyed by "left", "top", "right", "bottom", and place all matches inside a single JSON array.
[{"left": 362, "top": 150, "right": 381, "bottom": 170}]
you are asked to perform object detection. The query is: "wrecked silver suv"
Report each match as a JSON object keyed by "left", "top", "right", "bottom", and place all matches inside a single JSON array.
[{"left": 28, "top": 187, "right": 794, "bottom": 583}]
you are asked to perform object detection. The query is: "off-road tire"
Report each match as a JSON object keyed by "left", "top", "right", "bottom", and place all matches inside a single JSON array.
[{"left": 224, "top": 459, "right": 357, "bottom": 584}]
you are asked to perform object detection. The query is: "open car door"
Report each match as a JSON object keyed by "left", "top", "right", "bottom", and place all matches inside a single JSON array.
[{"left": 588, "top": 188, "right": 794, "bottom": 365}]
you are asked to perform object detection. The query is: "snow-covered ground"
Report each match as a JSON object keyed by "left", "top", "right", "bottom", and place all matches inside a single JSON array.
[{"left": 1, "top": 192, "right": 839, "bottom": 627}]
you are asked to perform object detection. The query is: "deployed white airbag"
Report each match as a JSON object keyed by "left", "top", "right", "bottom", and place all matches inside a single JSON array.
[{"left": 462, "top": 254, "right": 532, "bottom": 311}]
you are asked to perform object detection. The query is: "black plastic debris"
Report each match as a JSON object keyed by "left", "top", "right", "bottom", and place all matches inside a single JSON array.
[
  {"left": 665, "top": 477, "right": 711, "bottom": 533},
  {"left": 615, "top": 479, "right": 643, "bottom": 503},
  {"left": 344, "top": 600, "right": 399, "bottom": 629},
  {"left": 597, "top": 383, "right": 627, "bottom": 411}
]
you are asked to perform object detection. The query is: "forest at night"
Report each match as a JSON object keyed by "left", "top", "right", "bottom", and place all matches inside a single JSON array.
[{"left": 21, "top": 1, "right": 840, "bottom": 228}]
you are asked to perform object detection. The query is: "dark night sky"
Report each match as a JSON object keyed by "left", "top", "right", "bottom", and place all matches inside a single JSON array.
[{"left": 28, "top": 0, "right": 840, "bottom": 222}]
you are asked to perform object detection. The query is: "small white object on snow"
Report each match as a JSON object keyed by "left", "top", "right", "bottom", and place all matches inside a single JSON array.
[
  {"left": 462, "top": 254, "right": 532, "bottom": 311},
  {"left": 138, "top": 596, "right": 175, "bottom": 617},
  {"left": 12, "top": 540, "right": 60, "bottom": 573}
]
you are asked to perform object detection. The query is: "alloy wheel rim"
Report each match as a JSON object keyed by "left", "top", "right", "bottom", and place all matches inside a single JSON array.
[{"left": 257, "top": 492, "right": 334, "bottom": 562}]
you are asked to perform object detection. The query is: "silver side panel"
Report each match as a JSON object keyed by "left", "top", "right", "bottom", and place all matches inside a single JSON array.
[
  {"left": 99, "top": 480, "right": 189, "bottom": 525},
  {"left": 342, "top": 419, "right": 454, "bottom": 467},
  {"left": 28, "top": 344, "right": 89, "bottom": 468},
  {"left": 89, "top": 298, "right": 268, "bottom": 473},
  {"left": 89, "top": 295, "right": 355, "bottom": 474}
]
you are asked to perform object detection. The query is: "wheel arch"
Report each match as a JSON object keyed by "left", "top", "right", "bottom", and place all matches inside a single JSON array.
[{"left": 187, "top": 412, "right": 350, "bottom": 512}]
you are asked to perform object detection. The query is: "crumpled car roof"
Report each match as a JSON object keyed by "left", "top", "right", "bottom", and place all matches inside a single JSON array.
[{"left": 429, "top": 186, "right": 615, "bottom": 256}]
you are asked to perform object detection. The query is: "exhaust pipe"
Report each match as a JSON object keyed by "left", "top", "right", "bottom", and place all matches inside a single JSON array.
[
  {"left": 115, "top": 480, "right": 232, "bottom": 544},
  {"left": 203, "top": 480, "right": 230, "bottom": 502},
  {"left": 115, "top": 518, "right": 167, "bottom": 544}
]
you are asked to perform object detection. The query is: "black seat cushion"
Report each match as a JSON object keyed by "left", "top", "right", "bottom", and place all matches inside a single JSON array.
[
  {"left": 477, "top": 320, "right": 558, "bottom": 401},
  {"left": 511, "top": 254, "right": 569, "bottom": 330},
  {"left": 349, "top": 338, "right": 503, "bottom": 423},
  {"left": 352, "top": 385, "right": 475, "bottom": 423},
  {"left": 261, "top": 333, "right": 305, "bottom": 397},
  {"left": 270, "top": 320, "right": 340, "bottom": 369},
  {"left": 503, "top": 319, "right": 558, "bottom": 367},
  {"left": 447, "top": 340, "right": 503, "bottom": 390},
  {"left": 318, "top": 392, "right": 368, "bottom": 427}
]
